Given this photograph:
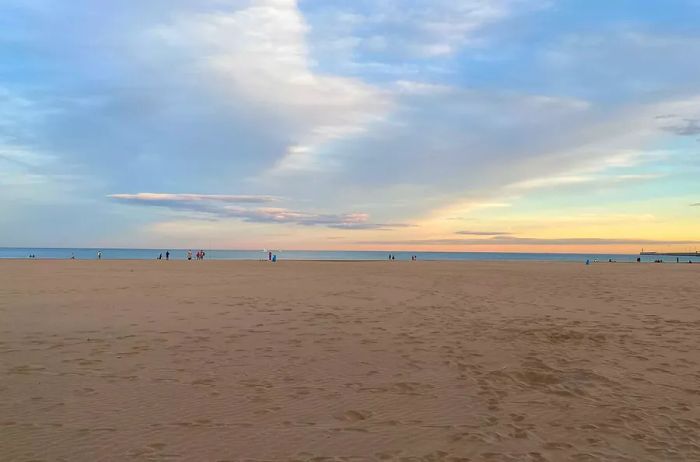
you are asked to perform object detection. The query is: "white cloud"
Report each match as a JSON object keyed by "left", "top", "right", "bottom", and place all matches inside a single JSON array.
[
  {"left": 507, "top": 172, "right": 663, "bottom": 191},
  {"left": 394, "top": 80, "right": 452, "bottom": 95},
  {"left": 147, "top": 0, "right": 390, "bottom": 175},
  {"left": 510, "top": 175, "right": 594, "bottom": 190}
]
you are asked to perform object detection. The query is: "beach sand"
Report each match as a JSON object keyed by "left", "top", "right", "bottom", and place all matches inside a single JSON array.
[{"left": 1, "top": 260, "right": 699, "bottom": 461}]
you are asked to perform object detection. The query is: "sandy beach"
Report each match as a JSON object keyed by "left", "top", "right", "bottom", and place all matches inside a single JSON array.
[{"left": 1, "top": 260, "right": 699, "bottom": 461}]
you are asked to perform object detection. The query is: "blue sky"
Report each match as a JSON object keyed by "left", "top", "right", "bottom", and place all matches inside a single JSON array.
[{"left": 1, "top": 0, "right": 699, "bottom": 251}]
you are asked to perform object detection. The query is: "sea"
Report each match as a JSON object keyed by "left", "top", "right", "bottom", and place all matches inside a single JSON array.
[{"left": 2, "top": 248, "right": 699, "bottom": 263}]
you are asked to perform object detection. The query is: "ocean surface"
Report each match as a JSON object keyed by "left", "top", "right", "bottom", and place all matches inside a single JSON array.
[{"left": 2, "top": 248, "right": 699, "bottom": 263}]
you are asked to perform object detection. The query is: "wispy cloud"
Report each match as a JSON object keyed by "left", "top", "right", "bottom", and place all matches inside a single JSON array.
[
  {"left": 307, "top": 0, "right": 549, "bottom": 59},
  {"left": 509, "top": 175, "right": 594, "bottom": 190},
  {"left": 358, "top": 237, "right": 700, "bottom": 246},
  {"left": 222, "top": 207, "right": 411, "bottom": 230},
  {"left": 394, "top": 80, "right": 452, "bottom": 96},
  {"left": 508, "top": 172, "right": 664, "bottom": 191},
  {"left": 658, "top": 116, "right": 700, "bottom": 136},
  {"left": 456, "top": 230, "right": 512, "bottom": 236},
  {"left": 108, "top": 192, "right": 411, "bottom": 230},
  {"left": 108, "top": 193, "right": 278, "bottom": 204}
]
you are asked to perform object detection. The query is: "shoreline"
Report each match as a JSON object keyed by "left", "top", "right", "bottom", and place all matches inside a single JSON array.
[
  {"left": 0, "top": 258, "right": 652, "bottom": 264},
  {"left": 0, "top": 246, "right": 649, "bottom": 254},
  {"left": 2, "top": 257, "right": 695, "bottom": 264}
]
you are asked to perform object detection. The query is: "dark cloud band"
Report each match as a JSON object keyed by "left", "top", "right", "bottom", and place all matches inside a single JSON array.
[
  {"left": 108, "top": 192, "right": 412, "bottom": 230},
  {"left": 357, "top": 237, "right": 700, "bottom": 246}
]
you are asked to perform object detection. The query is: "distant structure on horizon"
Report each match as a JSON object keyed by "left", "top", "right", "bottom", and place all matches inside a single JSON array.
[{"left": 640, "top": 250, "right": 700, "bottom": 257}]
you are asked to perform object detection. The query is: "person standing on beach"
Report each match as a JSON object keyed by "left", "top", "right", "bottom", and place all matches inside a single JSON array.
[
  {"left": 166, "top": 251, "right": 170, "bottom": 260},
  {"left": 97, "top": 251, "right": 101, "bottom": 260},
  {"left": 187, "top": 250, "right": 192, "bottom": 260}
]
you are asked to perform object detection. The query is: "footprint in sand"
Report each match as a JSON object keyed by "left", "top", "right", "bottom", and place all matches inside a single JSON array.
[
  {"left": 334, "top": 410, "right": 372, "bottom": 422},
  {"left": 191, "top": 378, "right": 216, "bottom": 386},
  {"left": 8, "top": 364, "right": 46, "bottom": 374}
]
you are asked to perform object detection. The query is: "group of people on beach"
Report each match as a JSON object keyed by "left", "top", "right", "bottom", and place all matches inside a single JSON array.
[
  {"left": 583, "top": 257, "right": 696, "bottom": 265},
  {"left": 187, "top": 250, "right": 206, "bottom": 260},
  {"left": 157, "top": 250, "right": 206, "bottom": 260},
  {"left": 185, "top": 250, "right": 206, "bottom": 260},
  {"left": 388, "top": 254, "right": 418, "bottom": 261}
]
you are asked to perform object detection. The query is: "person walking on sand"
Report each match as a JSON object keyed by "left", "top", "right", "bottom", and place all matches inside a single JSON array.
[
  {"left": 166, "top": 251, "right": 170, "bottom": 260},
  {"left": 187, "top": 250, "right": 192, "bottom": 260},
  {"left": 97, "top": 250, "right": 102, "bottom": 260}
]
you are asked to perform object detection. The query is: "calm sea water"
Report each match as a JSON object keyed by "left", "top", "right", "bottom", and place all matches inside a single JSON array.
[{"left": 2, "top": 247, "right": 698, "bottom": 263}]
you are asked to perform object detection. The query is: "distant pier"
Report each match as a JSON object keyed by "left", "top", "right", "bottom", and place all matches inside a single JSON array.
[{"left": 640, "top": 251, "right": 700, "bottom": 257}]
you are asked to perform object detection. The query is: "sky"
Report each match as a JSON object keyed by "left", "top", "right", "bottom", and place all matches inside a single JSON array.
[{"left": 1, "top": 0, "right": 699, "bottom": 253}]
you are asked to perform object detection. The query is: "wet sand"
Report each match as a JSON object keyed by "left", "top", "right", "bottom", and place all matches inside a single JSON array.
[{"left": 1, "top": 260, "right": 699, "bottom": 461}]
